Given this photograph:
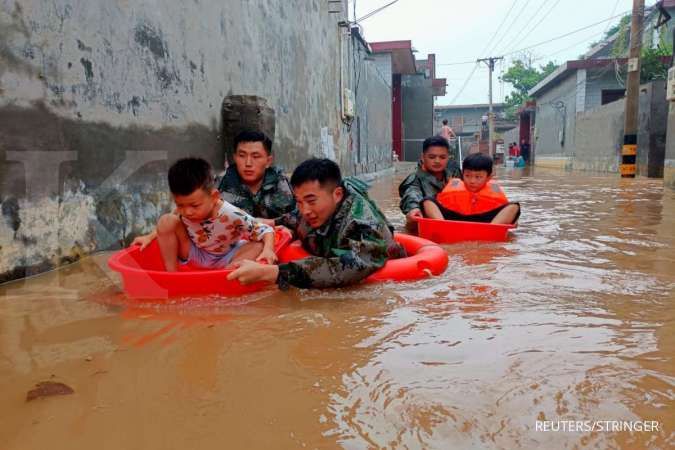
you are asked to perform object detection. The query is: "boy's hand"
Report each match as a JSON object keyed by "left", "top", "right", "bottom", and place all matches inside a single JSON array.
[
  {"left": 256, "top": 248, "right": 278, "bottom": 264},
  {"left": 227, "top": 260, "right": 279, "bottom": 284},
  {"left": 406, "top": 208, "right": 423, "bottom": 222},
  {"left": 131, "top": 232, "right": 156, "bottom": 251},
  {"left": 258, "top": 218, "right": 275, "bottom": 227}
]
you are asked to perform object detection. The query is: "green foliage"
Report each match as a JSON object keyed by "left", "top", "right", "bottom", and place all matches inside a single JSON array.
[
  {"left": 500, "top": 57, "right": 558, "bottom": 119},
  {"left": 640, "top": 46, "right": 670, "bottom": 82}
]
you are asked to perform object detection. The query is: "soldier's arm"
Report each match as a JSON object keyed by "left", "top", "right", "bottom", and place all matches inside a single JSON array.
[
  {"left": 398, "top": 175, "right": 424, "bottom": 214},
  {"left": 274, "top": 209, "right": 300, "bottom": 234},
  {"left": 276, "top": 223, "right": 389, "bottom": 289}
]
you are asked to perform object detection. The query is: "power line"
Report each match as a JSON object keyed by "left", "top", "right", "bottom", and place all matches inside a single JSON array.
[
  {"left": 480, "top": 0, "right": 520, "bottom": 57},
  {"left": 501, "top": 9, "right": 632, "bottom": 57},
  {"left": 499, "top": 0, "right": 560, "bottom": 55},
  {"left": 355, "top": 0, "right": 400, "bottom": 22},
  {"left": 489, "top": 0, "right": 532, "bottom": 56},
  {"left": 449, "top": 62, "right": 481, "bottom": 104}
]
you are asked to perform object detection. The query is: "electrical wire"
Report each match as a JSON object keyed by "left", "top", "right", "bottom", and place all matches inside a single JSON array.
[
  {"left": 489, "top": 0, "right": 532, "bottom": 56},
  {"left": 480, "top": 0, "right": 520, "bottom": 57},
  {"left": 356, "top": 0, "right": 400, "bottom": 22},
  {"left": 449, "top": 63, "right": 481, "bottom": 104},
  {"left": 498, "top": 0, "right": 560, "bottom": 55}
]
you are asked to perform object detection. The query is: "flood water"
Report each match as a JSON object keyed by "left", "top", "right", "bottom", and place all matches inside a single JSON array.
[{"left": 1, "top": 164, "right": 674, "bottom": 449}]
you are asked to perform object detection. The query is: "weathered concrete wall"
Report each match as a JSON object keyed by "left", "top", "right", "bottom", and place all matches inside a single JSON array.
[
  {"left": 0, "top": 0, "right": 361, "bottom": 283},
  {"left": 636, "top": 80, "right": 667, "bottom": 178},
  {"left": 573, "top": 99, "right": 624, "bottom": 172},
  {"left": 532, "top": 73, "right": 578, "bottom": 167},
  {"left": 584, "top": 68, "right": 625, "bottom": 111},
  {"left": 401, "top": 73, "right": 432, "bottom": 161},
  {"left": 349, "top": 36, "right": 392, "bottom": 175},
  {"left": 665, "top": 100, "right": 675, "bottom": 189}
]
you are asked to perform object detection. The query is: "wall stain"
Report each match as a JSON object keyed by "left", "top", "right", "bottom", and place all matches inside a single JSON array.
[
  {"left": 134, "top": 23, "right": 167, "bottom": 59},
  {"left": 80, "top": 58, "right": 94, "bottom": 82}
]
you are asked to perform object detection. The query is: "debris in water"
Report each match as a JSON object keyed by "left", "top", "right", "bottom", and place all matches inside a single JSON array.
[{"left": 26, "top": 381, "right": 75, "bottom": 402}]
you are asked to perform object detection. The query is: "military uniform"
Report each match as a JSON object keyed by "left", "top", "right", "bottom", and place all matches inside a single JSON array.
[
  {"left": 276, "top": 178, "right": 406, "bottom": 289},
  {"left": 398, "top": 161, "right": 461, "bottom": 215},
  {"left": 218, "top": 166, "right": 295, "bottom": 219}
]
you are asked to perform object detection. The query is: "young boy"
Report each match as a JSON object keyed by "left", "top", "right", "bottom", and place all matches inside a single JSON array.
[
  {"left": 399, "top": 136, "right": 461, "bottom": 229},
  {"left": 227, "top": 158, "right": 405, "bottom": 289},
  {"left": 133, "top": 157, "right": 276, "bottom": 271},
  {"left": 422, "top": 153, "right": 520, "bottom": 225}
]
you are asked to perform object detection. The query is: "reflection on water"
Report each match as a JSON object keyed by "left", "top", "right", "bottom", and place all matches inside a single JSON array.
[{"left": 1, "top": 166, "right": 674, "bottom": 449}]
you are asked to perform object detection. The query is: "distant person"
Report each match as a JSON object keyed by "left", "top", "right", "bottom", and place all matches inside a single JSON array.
[
  {"left": 508, "top": 143, "right": 514, "bottom": 157},
  {"left": 218, "top": 130, "right": 296, "bottom": 222},
  {"left": 399, "top": 136, "right": 461, "bottom": 230},
  {"left": 422, "top": 153, "right": 520, "bottom": 225},
  {"left": 520, "top": 139, "right": 531, "bottom": 163},
  {"left": 228, "top": 158, "right": 406, "bottom": 289},
  {"left": 512, "top": 142, "right": 520, "bottom": 157},
  {"left": 132, "top": 158, "right": 276, "bottom": 271},
  {"left": 439, "top": 119, "right": 456, "bottom": 142}
]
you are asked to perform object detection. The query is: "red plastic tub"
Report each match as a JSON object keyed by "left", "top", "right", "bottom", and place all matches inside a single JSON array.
[
  {"left": 108, "top": 228, "right": 292, "bottom": 300},
  {"left": 417, "top": 217, "right": 516, "bottom": 244},
  {"left": 277, "top": 233, "right": 448, "bottom": 283}
]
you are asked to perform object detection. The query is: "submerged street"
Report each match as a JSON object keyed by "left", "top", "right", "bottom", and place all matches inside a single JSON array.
[{"left": 1, "top": 165, "right": 673, "bottom": 449}]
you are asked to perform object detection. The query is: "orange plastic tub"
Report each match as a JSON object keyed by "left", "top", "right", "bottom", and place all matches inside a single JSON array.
[
  {"left": 108, "top": 228, "right": 292, "bottom": 300},
  {"left": 277, "top": 233, "right": 448, "bottom": 283},
  {"left": 417, "top": 217, "right": 516, "bottom": 244}
]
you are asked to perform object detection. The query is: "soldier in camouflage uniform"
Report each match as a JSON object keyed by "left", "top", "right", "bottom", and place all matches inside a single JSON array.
[
  {"left": 217, "top": 130, "right": 296, "bottom": 220},
  {"left": 228, "top": 158, "right": 406, "bottom": 289},
  {"left": 399, "top": 135, "right": 461, "bottom": 230}
]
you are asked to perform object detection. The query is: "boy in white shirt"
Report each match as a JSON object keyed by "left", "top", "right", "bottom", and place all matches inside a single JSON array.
[{"left": 133, "top": 157, "right": 276, "bottom": 271}]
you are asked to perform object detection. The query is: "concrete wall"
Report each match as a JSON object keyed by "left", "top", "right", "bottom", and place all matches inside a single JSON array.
[
  {"left": 401, "top": 73, "right": 432, "bottom": 161},
  {"left": 584, "top": 68, "right": 625, "bottom": 111},
  {"left": 0, "top": 0, "right": 365, "bottom": 283},
  {"left": 349, "top": 35, "right": 392, "bottom": 174},
  {"left": 637, "top": 80, "right": 667, "bottom": 178},
  {"left": 434, "top": 105, "right": 506, "bottom": 136},
  {"left": 573, "top": 99, "right": 624, "bottom": 172},
  {"left": 533, "top": 73, "right": 578, "bottom": 167},
  {"left": 665, "top": 100, "right": 675, "bottom": 189}
]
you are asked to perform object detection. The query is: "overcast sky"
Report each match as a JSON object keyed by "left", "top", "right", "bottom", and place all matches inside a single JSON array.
[{"left": 351, "top": 0, "right": 656, "bottom": 105}]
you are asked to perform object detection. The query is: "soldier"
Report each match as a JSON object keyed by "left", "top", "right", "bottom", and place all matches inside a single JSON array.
[
  {"left": 399, "top": 136, "right": 461, "bottom": 231},
  {"left": 228, "top": 158, "right": 406, "bottom": 289},
  {"left": 218, "top": 130, "right": 295, "bottom": 221}
]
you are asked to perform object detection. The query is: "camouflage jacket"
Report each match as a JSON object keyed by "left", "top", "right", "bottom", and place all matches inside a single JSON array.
[
  {"left": 277, "top": 178, "right": 406, "bottom": 289},
  {"left": 398, "top": 161, "right": 461, "bottom": 214},
  {"left": 218, "top": 166, "right": 296, "bottom": 219}
]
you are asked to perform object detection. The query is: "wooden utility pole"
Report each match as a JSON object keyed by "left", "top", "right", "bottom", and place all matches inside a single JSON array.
[
  {"left": 621, "top": 0, "right": 645, "bottom": 178},
  {"left": 478, "top": 56, "right": 503, "bottom": 157}
]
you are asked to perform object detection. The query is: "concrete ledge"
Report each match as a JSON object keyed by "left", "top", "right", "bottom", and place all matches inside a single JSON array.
[
  {"left": 534, "top": 157, "right": 573, "bottom": 170},
  {"left": 665, "top": 159, "right": 675, "bottom": 189}
]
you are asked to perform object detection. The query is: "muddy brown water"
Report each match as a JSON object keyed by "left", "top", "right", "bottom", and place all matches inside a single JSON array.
[{"left": 1, "top": 166, "right": 673, "bottom": 449}]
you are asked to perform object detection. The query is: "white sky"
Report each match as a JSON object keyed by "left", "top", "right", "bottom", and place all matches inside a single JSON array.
[{"left": 351, "top": 0, "right": 656, "bottom": 105}]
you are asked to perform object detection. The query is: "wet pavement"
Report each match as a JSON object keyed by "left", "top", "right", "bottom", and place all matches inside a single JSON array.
[{"left": 1, "top": 165, "right": 673, "bottom": 449}]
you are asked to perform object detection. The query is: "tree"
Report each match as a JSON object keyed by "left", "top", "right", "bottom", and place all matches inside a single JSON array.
[{"left": 500, "top": 57, "right": 558, "bottom": 119}]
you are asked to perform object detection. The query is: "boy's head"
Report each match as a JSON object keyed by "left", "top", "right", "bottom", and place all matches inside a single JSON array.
[
  {"left": 233, "top": 130, "right": 273, "bottom": 185},
  {"left": 461, "top": 153, "right": 493, "bottom": 193},
  {"left": 421, "top": 136, "right": 451, "bottom": 174},
  {"left": 168, "top": 157, "right": 220, "bottom": 221},
  {"left": 442, "top": 119, "right": 448, "bottom": 125},
  {"left": 290, "top": 158, "right": 344, "bottom": 229}
]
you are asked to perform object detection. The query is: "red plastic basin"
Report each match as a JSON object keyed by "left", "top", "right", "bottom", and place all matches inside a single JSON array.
[
  {"left": 417, "top": 217, "right": 516, "bottom": 244},
  {"left": 108, "top": 228, "right": 292, "bottom": 300}
]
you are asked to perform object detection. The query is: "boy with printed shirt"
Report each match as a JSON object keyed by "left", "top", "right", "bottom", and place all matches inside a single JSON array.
[{"left": 132, "top": 158, "right": 276, "bottom": 271}]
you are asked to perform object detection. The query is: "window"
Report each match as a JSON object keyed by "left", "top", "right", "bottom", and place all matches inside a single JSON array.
[{"left": 601, "top": 89, "right": 626, "bottom": 105}]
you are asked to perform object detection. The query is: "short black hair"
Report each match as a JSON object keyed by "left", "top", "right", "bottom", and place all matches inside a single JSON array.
[
  {"left": 168, "top": 157, "right": 215, "bottom": 196},
  {"left": 423, "top": 135, "right": 450, "bottom": 153},
  {"left": 233, "top": 130, "right": 273, "bottom": 154},
  {"left": 462, "top": 153, "right": 493, "bottom": 175},
  {"left": 442, "top": 119, "right": 448, "bottom": 125},
  {"left": 290, "top": 158, "right": 341, "bottom": 189}
]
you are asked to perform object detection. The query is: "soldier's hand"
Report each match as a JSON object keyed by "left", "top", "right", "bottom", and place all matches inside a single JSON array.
[
  {"left": 406, "top": 208, "right": 423, "bottom": 222},
  {"left": 227, "top": 260, "right": 279, "bottom": 284},
  {"left": 258, "top": 218, "right": 275, "bottom": 227},
  {"left": 256, "top": 248, "right": 278, "bottom": 264}
]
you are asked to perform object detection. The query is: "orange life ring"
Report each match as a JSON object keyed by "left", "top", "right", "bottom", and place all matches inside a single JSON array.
[{"left": 277, "top": 232, "right": 448, "bottom": 283}]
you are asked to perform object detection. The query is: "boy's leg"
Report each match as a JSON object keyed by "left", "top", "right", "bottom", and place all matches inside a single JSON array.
[
  {"left": 491, "top": 203, "right": 520, "bottom": 224},
  {"left": 156, "top": 214, "right": 191, "bottom": 271},
  {"left": 228, "top": 241, "right": 264, "bottom": 267},
  {"left": 421, "top": 199, "right": 444, "bottom": 219}
]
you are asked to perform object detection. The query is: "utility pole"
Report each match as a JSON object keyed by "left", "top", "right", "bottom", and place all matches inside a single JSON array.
[
  {"left": 478, "top": 56, "right": 503, "bottom": 157},
  {"left": 621, "top": 0, "right": 645, "bottom": 178}
]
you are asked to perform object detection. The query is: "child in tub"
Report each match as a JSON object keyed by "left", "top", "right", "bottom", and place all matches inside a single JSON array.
[{"left": 132, "top": 157, "right": 276, "bottom": 271}]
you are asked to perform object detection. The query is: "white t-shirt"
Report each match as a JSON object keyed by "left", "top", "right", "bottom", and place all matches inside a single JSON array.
[{"left": 180, "top": 200, "right": 272, "bottom": 255}]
